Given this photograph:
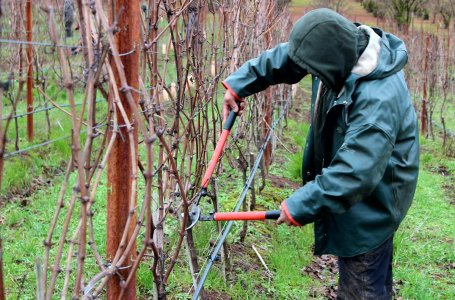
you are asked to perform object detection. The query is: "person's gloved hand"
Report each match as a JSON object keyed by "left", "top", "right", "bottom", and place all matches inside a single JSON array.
[{"left": 222, "top": 90, "right": 245, "bottom": 121}]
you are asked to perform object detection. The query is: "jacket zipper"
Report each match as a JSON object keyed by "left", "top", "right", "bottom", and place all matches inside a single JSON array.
[{"left": 344, "top": 101, "right": 349, "bottom": 125}]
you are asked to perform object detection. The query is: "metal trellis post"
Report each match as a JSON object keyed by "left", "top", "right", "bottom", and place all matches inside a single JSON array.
[
  {"left": 26, "top": 0, "right": 34, "bottom": 142},
  {"left": 106, "top": 0, "right": 140, "bottom": 298}
]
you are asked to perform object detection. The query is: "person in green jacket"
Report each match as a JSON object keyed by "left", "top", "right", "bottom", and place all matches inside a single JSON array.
[{"left": 222, "top": 8, "right": 419, "bottom": 300}]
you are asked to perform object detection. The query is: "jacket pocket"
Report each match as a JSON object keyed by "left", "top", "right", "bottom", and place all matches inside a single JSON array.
[
  {"left": 390, "top": 161, "right": 401, "bottom": 223},
  {"left": 390, "top": 160, "right": 415, "bottom": 223}
]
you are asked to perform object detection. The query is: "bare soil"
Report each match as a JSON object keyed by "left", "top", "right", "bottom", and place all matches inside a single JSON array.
[
  {"left": 267, "top": 173, "right": 301, "bottom": 190},
  {"left": 0, "top": 156, "right": 66, "bottom": 206},
  {"left": 202, "top": 290, "right": 232, "bottom": 300},
  {"left": 303, "top": 255, "right": 338, "bottom": 299}
]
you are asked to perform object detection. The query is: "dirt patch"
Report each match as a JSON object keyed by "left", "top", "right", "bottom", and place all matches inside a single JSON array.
[
  {"left": 0, "top": 160, "right": 66, "bottom": 207},
  {"left": 226, "top": 242, "right": 270, "bottom": 295},
  {"left": 436, "top": 166, "right": 455, "bottom": 206},
  {"left": 202, "top": 290, "right": 232, "bottom": 300},
  {"left": 229, "top": 243, "right": 264, "bottom": 274},
  {"left": 443, "top": 262, "right": 455, "bottom": 271},
  {"left": 426, "top": 164, "right": 454, "bottom": 206},
  {"left": 429, "top": 165, "right": 451, "bottom": 176},
  {"left": 443, "top": 183, "right": 455, "bottom": 206},
  {"left": 1, "top": 176, "right": 49, "bottom": 207},
  {"left": 393, "top": 279, "right": 405, "bottom": 297},
  {"left": 267, "top": 173, "right": 301, "bottom": 190},
  {"left": 302, "top": 255, "right": 338, "bottom": 299}
]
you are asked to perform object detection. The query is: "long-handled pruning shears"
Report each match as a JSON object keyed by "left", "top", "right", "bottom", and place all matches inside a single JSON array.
[{"left": 186, "top": 106, "right": 281, "bottom": 230}]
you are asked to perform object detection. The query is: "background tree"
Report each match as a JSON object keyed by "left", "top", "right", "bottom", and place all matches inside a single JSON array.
[
  {"left": 362, "top": 0, "right": 428, "bottom": 31},
  {"left": 436, "top": 0, "right": 454, "bottom": 29},
  {"left": 387, "top": 0, "right": 427, "bottom": 31},
  {"left": 362, "top": 0, "right": 386, "bottom": 18}
]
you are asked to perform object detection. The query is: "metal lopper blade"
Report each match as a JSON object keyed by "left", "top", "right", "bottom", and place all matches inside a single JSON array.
[{"left": 185, "top": 204, "right": 201, "bottom": 230}]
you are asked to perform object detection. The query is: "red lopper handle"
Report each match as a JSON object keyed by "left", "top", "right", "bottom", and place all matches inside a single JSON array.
[
  {"left": 213, "top": 210, "right": 281, "bottom": 221},
  {"left": 200, "top": 110, "right": 238, "bottom": 189}
]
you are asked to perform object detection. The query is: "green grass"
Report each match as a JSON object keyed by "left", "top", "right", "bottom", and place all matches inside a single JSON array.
[
  {"left": 1, "top": 171, "right": 109, "bottom": 299},
  {"left": 2, "top": 102, "right": 454, "bottom": 298},
  {"left": 393, "top": 154, "right": 455, "bottom": 298},
  {"left": 2, "top": 183, "right": 64, "bottom": 299},
  {"left": 290, "top": 0, "right": 312, "bottom": 7}
]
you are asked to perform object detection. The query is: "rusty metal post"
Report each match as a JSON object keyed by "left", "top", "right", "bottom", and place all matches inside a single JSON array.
[
  {"left": 420, "top": 35, "right": 430, "bottom": 137},
  {"left": 0, "top": 92, "right": 4, "bottom": 300},
  {"left": 263, "top": 0, "right": 273, "bottom": 171},
  {"left": 106, "top": 0, "right": 140, "bottom": 298},
  {"left": 17, "top": 0, "right": 24, "bottom": 79},
  {"left": 0, "top": 15, "right": 5, "bottom": 290},
  {"left": 26, "top": 0, "right": 33, "bottom": 142},
  {"left": 0, "top": 238, "right": 4, "bottom": 300}
]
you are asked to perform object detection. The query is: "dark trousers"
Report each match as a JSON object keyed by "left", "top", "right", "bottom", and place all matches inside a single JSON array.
[{"left": 337, "top": 236, "right": 393, "bottom": 300}]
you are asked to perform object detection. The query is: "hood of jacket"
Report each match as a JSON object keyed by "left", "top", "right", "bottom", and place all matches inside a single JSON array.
[
  {"left": 353, "top": 25, "right": 408, "bottom": 81},
  {"left": 338, "top": 24, "right": 409, "bottom": 103},
  {"left": 288, "top": 8, "right": 369, "bottom": 93}
]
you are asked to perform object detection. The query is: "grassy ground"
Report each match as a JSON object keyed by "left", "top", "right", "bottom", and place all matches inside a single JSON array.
[{"left": 5, "top": 74, "right": 454, "bottom": 299}]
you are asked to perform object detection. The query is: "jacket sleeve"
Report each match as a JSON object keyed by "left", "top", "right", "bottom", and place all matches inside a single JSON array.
[
  {"left": 222, "top": 43, "right": 307, "bottom": 99},
  {"left": 282, "top": 83, "right": 399, "bottom": 226}
]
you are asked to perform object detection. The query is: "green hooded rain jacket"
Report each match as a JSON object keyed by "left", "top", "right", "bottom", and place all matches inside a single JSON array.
[{"left": 222, "top": 9, "right": 419, "bottom": 257}]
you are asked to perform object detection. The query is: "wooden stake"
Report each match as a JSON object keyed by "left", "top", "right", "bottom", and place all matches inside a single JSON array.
[
  {"left": 35, "top": 257, "right": 45, "bottom": 300},
  {"left": 252, "top": 244, "right": 272, "bottom": 277}
]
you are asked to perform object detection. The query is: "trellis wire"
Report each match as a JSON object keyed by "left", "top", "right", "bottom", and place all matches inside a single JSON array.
[
  {"left": 0, "top": 38, "right": 84, "bottom": 49},
  {"left": 1, "top": 99, "right": 105, "bottom": 120},
  {"left": 3, "top": 135, "right": 70, "bottom": 158},
  {"left": 3, "top": 122, "right": 107, "bottom": 158}
]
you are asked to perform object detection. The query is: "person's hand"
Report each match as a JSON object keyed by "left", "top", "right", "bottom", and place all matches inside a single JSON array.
[
  {"left": 276, "top": 209, "right": 295, "bottom": 226},
  {"left": 222, "top": 90, "right": 245, "bottom": 121}
]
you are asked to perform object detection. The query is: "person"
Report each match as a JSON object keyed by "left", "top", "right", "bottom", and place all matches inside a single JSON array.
[
  {"left": 221, "top": 8, "right": 419, "bottom": 300},
  {"left": 63, "top": 0, "right": 74, "bottom": 38}
]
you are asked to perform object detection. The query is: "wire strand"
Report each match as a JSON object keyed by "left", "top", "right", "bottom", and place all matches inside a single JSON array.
[{"left": 0, "top": 38, "right": 86, "bottom": 49}]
